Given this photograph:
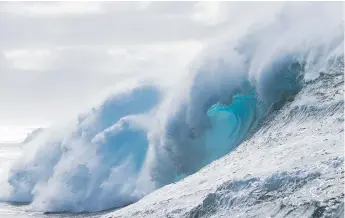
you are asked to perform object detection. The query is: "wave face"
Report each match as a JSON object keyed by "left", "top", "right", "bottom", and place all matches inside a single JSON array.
[{"left": 1, "top": 2, "right": 343, "bottom": 213}]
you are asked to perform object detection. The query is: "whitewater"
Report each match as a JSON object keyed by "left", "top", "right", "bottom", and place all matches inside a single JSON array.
[{"left": 0, "top": 2, "right": 344, "bottom": 218}]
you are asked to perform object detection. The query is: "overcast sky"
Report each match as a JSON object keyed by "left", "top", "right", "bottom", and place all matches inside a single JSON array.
[{"left": 0, "top": 1, "right": 285, "bottom": 143}]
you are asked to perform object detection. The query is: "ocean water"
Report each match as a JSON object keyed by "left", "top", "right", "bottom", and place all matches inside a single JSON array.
[{"left": 0, "top": 2, "right": 343, "bottom": 217}]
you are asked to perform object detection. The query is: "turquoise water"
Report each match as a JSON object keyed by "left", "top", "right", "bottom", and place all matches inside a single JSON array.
[{"left": 202, "top": 93, "right": 258, "bottom": 166}]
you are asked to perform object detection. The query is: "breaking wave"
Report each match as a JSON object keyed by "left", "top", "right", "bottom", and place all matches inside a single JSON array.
[{"left": 0, "top": 2, "right": 343, "bottom": 213}]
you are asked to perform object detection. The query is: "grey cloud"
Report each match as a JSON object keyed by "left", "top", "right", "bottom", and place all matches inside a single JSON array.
[{"left": 0, "top": 2, "right": 223, "bottom": 49}]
